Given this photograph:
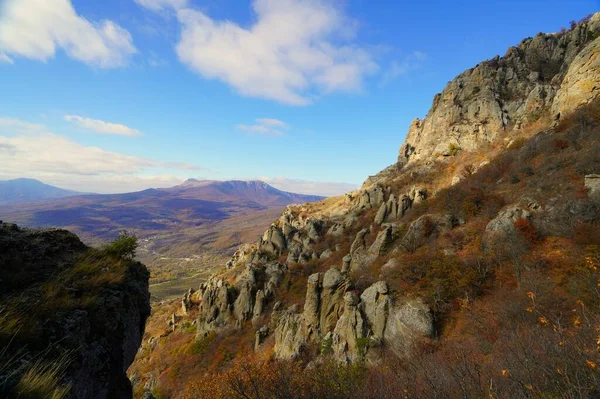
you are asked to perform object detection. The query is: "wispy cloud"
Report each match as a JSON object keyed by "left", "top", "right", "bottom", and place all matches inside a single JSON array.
[
  {"left": 0, "top": 116, "right": 205, "bottom": 193},
  {"left": 64, "top": 115, "right": 142, "bottom": 137},
  {"left": 259, "top": 176, "right": 358, "bottom": 197},
  {"left": 237, "top": 118, "right": 289, "bottom": 136},
  {"left": 0, "top": 0, "right": 136, "bottom": 68},
  {"left": 137, "top": 0, "right": 377, "bottom": 105},
  {"left": 134, "top": 0, "right": 187, "bottom": 12},
  {"left": 0, "top": 52, "right": 12, "bottom": 64},
  {"left": 381, "top": 51, "right": 428, "bottom": 85},
  {"left": 0, "top": 117, "right": 47, "bottom": 134}
]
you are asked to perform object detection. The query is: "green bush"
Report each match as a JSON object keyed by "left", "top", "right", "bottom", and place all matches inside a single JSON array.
[
  {"left": 448, "top": 143, "right": 461, "bottom": 156},
  {"left": 103, "top": 232, "right": 138, "bottom": 260}
]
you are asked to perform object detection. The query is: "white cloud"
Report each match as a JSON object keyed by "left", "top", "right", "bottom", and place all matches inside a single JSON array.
[
  {"left": 260, "top": 176, "right": 358, "bottom": 197},
  {"left": 0, "top": 117, "right": 204, "bottom": 193},
  {"left": 173, "top": 0, "right": 378, "bottom": 105},
  {"left": 0, "top": 0, "right": 136, "bottom": 68},
  {"left": 237, "top": 118, "right": 289, "bottom": 136},
  {"left": 64, "top": 115, "right": 142, "bottom": 137},
  {"left": 135, "top": 0, "right": 187, "bottom": 12}
]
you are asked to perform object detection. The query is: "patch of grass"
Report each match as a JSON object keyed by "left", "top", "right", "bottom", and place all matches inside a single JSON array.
[{"left": 13, "top": 355, "right": 71, "bottom": 399}]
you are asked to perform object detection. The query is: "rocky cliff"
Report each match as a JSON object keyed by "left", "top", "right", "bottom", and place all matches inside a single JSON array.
[
  {"left": 398, "top": 13, "right": 600, "bottom": 165},
  {"left": 0, "top": 222, "right": 150, "bottom": 399}
]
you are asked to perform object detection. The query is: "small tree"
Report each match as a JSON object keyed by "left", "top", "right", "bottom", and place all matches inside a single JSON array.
[{"left": 103, "top": 231, "right": 138, "bottom": 260}]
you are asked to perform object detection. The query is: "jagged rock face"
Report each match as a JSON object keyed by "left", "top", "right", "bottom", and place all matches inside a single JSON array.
[
  {"left": 273, "top": 306, "right": 305, "bottom": 360},
  {"left": 272, "top": 270, "right": 433, "bottom": 363},
  {"left": 0, "top": 223, "right": 150, "bottom": 399},
  {"left": 197, "top": 278, "right": 232, "bottom": 336},
  {"left": 349, "top": 228, "right": 376, "bottom": 271},
  {"left": 360, "top": 281, "right": 390, "bottom": 340},
  {"left": 399, "top": 13, "right": 600, "bottom": 165},
  {"left": 182, "top": 288, "right": 195, "bottom": 315},
  {"left": 353, "top": 185, "right": 385, "bottom": 211},
  {"left": 368, "top": 225, "right": 394, "bottom": 256},
  {"left": 554, "top": 35, "right": 600, "bottom": 116},
  {"left": 301, "top": 268, "right": 353, "bottom": 341},
  {"left": 332, "top": 292, "right": 367, "bottom": 363},
  {"left": 197, "top": 262, "right": 287, "bottom": 335}
]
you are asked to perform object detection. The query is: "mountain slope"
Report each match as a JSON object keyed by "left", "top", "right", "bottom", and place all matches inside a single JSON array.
[
  {"left": 0, "top": 178, "right": 81, "bottom": 204},
  {"left": 129, "top": 13, "right": 600, "bottom": 399}
]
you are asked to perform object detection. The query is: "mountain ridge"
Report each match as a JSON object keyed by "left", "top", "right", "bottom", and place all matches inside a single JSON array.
[{"left": 0, "top": 178, "right": 82, "bottom": 205}]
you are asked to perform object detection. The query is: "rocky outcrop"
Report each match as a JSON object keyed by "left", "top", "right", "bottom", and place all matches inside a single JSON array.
[
  {"left": 331, "top": 292, "right": 367, "bottom": 363},
  {"left": 401, "top": 214, "right": 460, "bottom": 251},
  {"left": 273, "top": 305, "right": 305, "bottom": 360},
  {"left": 197, "top": 262, "right": 287, "bottom": 336},
  {"left": 360, "top": 281, "right": 390, "bottom": 340},
  {"left": 485, "top": 205, "right": 532, "bottom": 235},
  {"left": 0, "top": 223, "right": 150, "bottom": 399},
  {"left": 585, "top": 174, "right": 600, "bottom": 197},
  {"left": 182, "top": 288, "right": 195, "bottom": 315},
  {"left": 197, "top": 277, "right": 233, "bottom": 336},
  {"left": 353, "top": 185, "right": 385, "bottom": 211},
  {"left": 375, "top": 187, "right": 427, "bottom": 225},
  {"left": 398, "top": 13, "right": 600, "bottom": 165},
  {"left": 384, "top": 299, "right": 434, "bottom": 357},
  {"left": 553, "top": 35, "right": 600, "bottom": 117},
  {"left": 272, "top": 270, "right": 433, "bottom": 363}
]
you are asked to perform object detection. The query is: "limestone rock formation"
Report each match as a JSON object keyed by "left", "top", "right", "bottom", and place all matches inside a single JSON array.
[
  {"left": 585, "top": 174, "right": 600, "bottom": 197},
  {"left": 384, "top": 299, "right": 434, "bottom": 356},
  {"left": 360, "top": 281, "right": 390, "bottom": 340},
  {"left": 485, "top": 205, "right": 532, "bottom": 235},
  {"left": 272, "top": 269, "right": 433, "bottom": 363},
  {"left": 332, "top": 292, "right": 367, "bottom": 363},
  {"left": 398, "top": 14, "right": 600, "bottom": 166},
  {"left": 273, "top": 305, "right": 305, "bottom": 360},
  {"left": 553, "top": 35, "right": 600, "bottom": 117}
]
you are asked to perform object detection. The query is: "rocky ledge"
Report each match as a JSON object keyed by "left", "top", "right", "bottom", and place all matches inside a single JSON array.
[{"left": 0, "top": 222, "right": 150, "bottom": 399}]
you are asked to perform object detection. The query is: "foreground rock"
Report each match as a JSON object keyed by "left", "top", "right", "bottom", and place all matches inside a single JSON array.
[{"left": 0, "top": 222, "right": 150, "bottom": 399}]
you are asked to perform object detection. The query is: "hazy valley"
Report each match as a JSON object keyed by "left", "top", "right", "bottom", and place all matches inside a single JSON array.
[{"left": 0, "top": 179, "right": 323, "bottom": 300}]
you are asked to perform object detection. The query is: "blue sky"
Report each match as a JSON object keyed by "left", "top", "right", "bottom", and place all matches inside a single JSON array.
[{"left": 0, "top": 0, "right": 597, "bottom": 195}]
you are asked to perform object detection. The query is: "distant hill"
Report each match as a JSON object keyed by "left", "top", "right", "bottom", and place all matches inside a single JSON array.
[
  {"left": 0, "top": 178, "right": 81, "bottom": 205},
  {"left": 0, "top": 179, "right": 325, "bottom": 291},
  {"left": 172, "top": 179, "right": 324, "bottom": 206}
]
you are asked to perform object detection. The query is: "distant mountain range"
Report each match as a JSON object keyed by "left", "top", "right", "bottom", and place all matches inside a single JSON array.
[
  {"left": 0, "top": 178, "right": 82, "bottom": 205},
  {"left": 0, "top": 178, "right": 325, "bottom": 291},
  {"left": 0, "top": 178, "right": 324, "bottom": 235}
]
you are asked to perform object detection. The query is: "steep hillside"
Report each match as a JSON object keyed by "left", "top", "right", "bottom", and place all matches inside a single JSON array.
[
  {"left": 0, "top": 178, "right": 81, "bottom": 205},
  {"left": 130, "top": 14, "right": 600, "bottom": 398},
  {"left": 0, "top": 223, "right": 150, "bottom": 398},
  {"left": 0, "top": 180, "right": 324, "bottom": 294}
]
